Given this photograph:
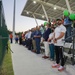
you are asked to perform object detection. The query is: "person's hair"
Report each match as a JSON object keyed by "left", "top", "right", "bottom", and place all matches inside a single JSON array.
[
  {"left": 51, "top": 27, "right": 55, "bottom": 29},
  {"left": 56, "top": 18, "right": 62, "bottom": 21}
]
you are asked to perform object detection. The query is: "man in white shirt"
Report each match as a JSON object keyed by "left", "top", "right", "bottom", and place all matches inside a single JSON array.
[{"left": 52, "top": 19, "right": 66, "bottom": 71}]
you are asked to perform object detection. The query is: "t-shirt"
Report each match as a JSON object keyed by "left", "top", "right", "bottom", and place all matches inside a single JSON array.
[
  {"left": 31, "top": 31, "right": 36, "bottom": 39},
  {"left": 27, "top": 31, "right": 32, "bottom": 39},
  {"left": 35, "top": 30, "right": 41, "bottom": 40},
  {"left": 25, "top": 33, "right": 28, "bottom": 39},
  {"left": 54, "top": 24, "right": 66, "bottom": 46},
  {"left": 10, "top": 34, "right": 13, "bottom": 39},
  {"left": 49, "top": 32, "right": 54, "bottom": 44}
]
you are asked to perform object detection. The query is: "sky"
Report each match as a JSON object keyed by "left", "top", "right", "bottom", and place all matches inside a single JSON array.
[{"left": 2, "top": 0, "right": 45, "bottom": 32}]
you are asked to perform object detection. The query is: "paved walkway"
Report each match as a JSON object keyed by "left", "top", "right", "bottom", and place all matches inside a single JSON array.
[{"left": 11, "top": 43, "right": 75, "bottom": 75}]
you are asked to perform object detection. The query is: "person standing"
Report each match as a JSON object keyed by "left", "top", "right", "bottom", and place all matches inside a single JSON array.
[
  {"left": 40, "top": 24, "right": 45, "bottom": 36},
  {"left": 9, "top": 33, "right": 13, "bottom": 43},
  {"left": 64, "top": 16, "right": 72, "bottom": 42},
  {"left": 19, "top": 34, "right": 22, "bottom": 45},
  {"left": 52, "top": 19, "right": 66, "bottom": 71},
  {"left": 25, "top": 31, "right": 29, "bottom": 47},
  {"left": 27, "top": 30, "right": 32, "bottom": 50},
  {"left": 31, "top": 28, "right": 36, "bottom": 52},
  {"left": 15, "top": 35, "right": 18, "bottom": 43},
  {"left": 42, "top": 22, "right": 51, "bottom": 59},
  {"left": 34, "top": 26, "right": 41, "bottom": 54},
  {"left": 48, "top": 27, "right": 55, "bottom": 61}
]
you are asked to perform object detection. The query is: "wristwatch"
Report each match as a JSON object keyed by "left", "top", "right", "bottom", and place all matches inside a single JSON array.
[{"left": 55, "top": 38, "right": 57, "bottom": 41}]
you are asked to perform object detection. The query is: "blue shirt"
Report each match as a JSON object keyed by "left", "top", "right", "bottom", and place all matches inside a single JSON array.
[
  {"left": 31, "top": 31, "right": 36, "bottom": 39},
  {"left": 35, "top": 30, "right": 41, "bottom": 40},
  {"left": 64, "top": 17, "right": 72, "bottom": 25}
]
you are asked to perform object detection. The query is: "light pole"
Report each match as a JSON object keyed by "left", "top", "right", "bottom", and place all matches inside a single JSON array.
[
  {"left": 65, "top": 0, "right": 72, "bottom": 14},
  {"left": 13, "top": 0, "right": 16, "bottom": 42}
]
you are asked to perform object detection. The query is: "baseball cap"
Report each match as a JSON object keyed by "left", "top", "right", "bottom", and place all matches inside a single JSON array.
[{"left": 56, "top": 18, "right": 62, "bottom": 21}]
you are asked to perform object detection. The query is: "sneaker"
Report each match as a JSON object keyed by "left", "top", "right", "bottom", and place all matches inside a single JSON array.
[
  {"left": 52, "top": 63, "right": 60, "bottom": 68},
  {"left": 50, "top": 58, "right": 54, "bottom": 61},
  {"left": 58, "top": 66, "right": 64, "bottom": 71},
  {"left": 42, "top": 56, "right": 46, "bottom": 58},
  {"left": 42, "top": 56, "right": 49, "bottom": 59},
  {"left": 44, "top": 56, "right": 49, "bottom": 59},
  {"left": 32, "top": 50, "right": 36, "bottom": 53}
]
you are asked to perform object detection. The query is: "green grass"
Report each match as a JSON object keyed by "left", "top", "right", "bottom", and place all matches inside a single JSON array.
[{"left": 0, "top": 43, "right": 14, "bottom": 75}]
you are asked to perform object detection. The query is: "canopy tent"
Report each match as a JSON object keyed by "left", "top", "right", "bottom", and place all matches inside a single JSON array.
[{"left": 21, "top": 0, "right": 75, "bottom": 21}]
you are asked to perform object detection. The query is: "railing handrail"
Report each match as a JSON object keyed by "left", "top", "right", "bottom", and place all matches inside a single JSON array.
[
  {"left": 63, "top": 28, "right": 75, "bottom": 41},
  {"left": 63, "top": 34, "right": 75, "bottom": 41},
  {"left": 0, "top": 36, "right": 9, "bottom": 39}
]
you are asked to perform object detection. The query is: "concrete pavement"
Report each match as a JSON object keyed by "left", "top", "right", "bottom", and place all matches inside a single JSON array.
[{"left": 11, "top": 43, "right": 75, "bottom": 75}]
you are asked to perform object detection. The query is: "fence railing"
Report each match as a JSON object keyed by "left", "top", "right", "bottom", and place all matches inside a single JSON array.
[
  {"left": 0, "top": 1, "right": 8, "bottom": 65},
  {"left": 63, "top": 28, "right": 75, "bottom": 65}
]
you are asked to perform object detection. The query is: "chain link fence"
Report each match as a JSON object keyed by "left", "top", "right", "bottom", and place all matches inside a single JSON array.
[{"left": 0, "top": 1, "right": 8, "bottom": 65}]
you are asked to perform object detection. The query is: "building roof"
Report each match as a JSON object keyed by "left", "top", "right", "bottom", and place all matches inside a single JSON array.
[{"left": 21, "top": 0, "right": 75, "bottom": 21}]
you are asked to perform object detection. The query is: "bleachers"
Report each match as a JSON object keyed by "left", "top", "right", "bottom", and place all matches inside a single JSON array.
[{"left": 40, "top": 40, "right": 75, "bottom": 65}]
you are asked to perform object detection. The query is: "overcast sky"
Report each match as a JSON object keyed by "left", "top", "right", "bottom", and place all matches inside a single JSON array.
[{"left": 2, "top": 0, "right": 45, "bottom": 32}]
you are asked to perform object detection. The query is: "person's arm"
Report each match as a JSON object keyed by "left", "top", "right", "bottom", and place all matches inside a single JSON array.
[
  {"left": 34, "top": 35, "right": 41, "bottom": 38},
  {"left": 53, "top": 32, "right": 65, "bottom": 43},
  {"left": 48, "top": 38, "right": 51, "bottom": 42},
  {"left": 34, "top": 33, "right": 41, "bottom": 38},
  {"left": 48, "top": 33, "right": 54, "bottom": 42},
  {"left": 55, "top": 32, "right": 65, "bottom": 40},
  {"left": 34, "top": 31, "right": 41, "bottom": 38},
  {"left": 53, "top": 32, "right": 57, "bottom": 43}
]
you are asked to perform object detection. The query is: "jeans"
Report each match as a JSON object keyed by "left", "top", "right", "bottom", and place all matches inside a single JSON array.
[
  {"left": 49, "top": 44, "right": 55, "bottom": 60},
  {"left": 35, "top": 39, "right": 40, "bottom": 54}
]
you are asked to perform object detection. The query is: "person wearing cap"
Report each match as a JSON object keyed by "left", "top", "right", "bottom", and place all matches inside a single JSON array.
[
  {"left": 52, "top": 19, "right": 66, "bottom": 71},
  {"left": 42, "top": 22, "right": 51, "bottom": 59}
]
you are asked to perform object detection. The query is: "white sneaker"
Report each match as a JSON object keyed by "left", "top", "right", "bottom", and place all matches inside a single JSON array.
[
  {"left": 58, "top": 66, "right": 64, "bottom": 71},
  {"left": 52, "top": 63, "right": 60, "bottom": 68}
]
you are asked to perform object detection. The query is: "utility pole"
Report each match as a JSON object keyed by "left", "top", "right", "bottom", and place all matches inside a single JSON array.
[{"left": 13, "top": 0, "right": 16, "bottom": 42}]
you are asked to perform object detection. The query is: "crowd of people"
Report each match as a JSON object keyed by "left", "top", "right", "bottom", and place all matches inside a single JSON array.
[{"left": 9, "top": 16, "right": 75, "bottom": 71}]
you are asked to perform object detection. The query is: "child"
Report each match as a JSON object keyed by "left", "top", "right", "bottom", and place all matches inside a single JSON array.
[{"left": 48, "top": 27, "right": 55, "bottom": 60}]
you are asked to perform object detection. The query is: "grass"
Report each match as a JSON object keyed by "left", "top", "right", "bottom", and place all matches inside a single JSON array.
[{"left": 0, "top": 43, "right": 14, "bottom": 75}]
